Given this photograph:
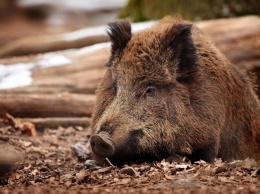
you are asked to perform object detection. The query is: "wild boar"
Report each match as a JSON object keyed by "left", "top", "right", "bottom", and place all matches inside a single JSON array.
[{"left": 90, "top": 16, "right": 260, "bottom": 166}]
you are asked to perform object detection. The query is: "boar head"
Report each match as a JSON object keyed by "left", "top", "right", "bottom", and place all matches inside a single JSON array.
[{"left": 90, "top": 17, "right": 221, "bottom": 166}]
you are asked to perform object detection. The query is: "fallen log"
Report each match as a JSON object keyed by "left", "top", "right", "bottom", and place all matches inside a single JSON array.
[
  {"left": 0, "top": 94, "right": 96, "bottom": 118},
  {"left": 22, "top": 117, "right": 91, "bottom": 132},
  {"left": 1, "top": 113, "right": 90, "bottom": 132},
  {"left": 0, "top": 32, "right": 108, "bottom": 58},
  {"left": 0, "top": 46, "right": 109, "bottom": 94},
  {"left": 196, "top": 16, "right": 260, "bottom": 69},
  {"left": 0, "top": 21, "right": 155, "bottom": 58}
]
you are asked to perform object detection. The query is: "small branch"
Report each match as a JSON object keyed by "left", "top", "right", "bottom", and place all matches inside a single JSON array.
[{"left": 106, "top": 158, "right": 115, "bottom": 167}]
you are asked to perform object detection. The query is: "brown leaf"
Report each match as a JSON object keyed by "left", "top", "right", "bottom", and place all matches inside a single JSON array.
[
  {"left": 19, "top": 122, "right": 36, "bottom": 137},
  {"left": 19, "top": 140, "right": 32, "bottom": 147},
  {"left": 241, "top": 158, "right": 258, "bottom": 170},
  {"left": 2, "top": 113, "right": 19, "bottom": 128},
  {"left": 95, "top": 166, "right": 114, "bottom": 173},
  {"left": 60, "top": 174, "right": 74, "bottom": 182},
  {"left": 76, "top": 170, "right": 86, "bottom": 182},
  {"left": 212, "top": 166, "right": 229, "bottom": 175},
  {"left": 2, "top": 113, "right": 36, "bottom": 136},
  {"left": 120, "top": 166, "right": 140, "bottom": 177},
  {"left": 23, "top": 164, "right": 32, "bottom": 170},
  {"left": 164, "top": 173, "right": 174, "bottom": 180},
  {"left": 218, "top": 176, "right": 233, "bottom": 183},
  {"left": 117, "top": 178, "right": 131, "bottom": 185}
]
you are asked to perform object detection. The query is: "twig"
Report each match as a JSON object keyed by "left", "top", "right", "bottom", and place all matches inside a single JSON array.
[{"left": 105, "top": 157, "right": 115, "bottom": 167}]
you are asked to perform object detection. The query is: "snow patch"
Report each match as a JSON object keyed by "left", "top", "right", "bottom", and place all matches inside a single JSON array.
[
  {"left": 61, "top": 26, "right": 106, "bottom": 41},
  {"left": 37, "top": 54, "right": 71, "bottom": 67},
  {"left": 0, "top": 55, "right": 71, "bottom": 89},
  {"left": 132, "top": 21, "right": 156, "bottom": 33},
  {"left": 0, "top": 64, "right": 33, "bottom": 89}
]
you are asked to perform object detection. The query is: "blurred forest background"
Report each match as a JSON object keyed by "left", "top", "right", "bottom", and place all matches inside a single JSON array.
[
  {"left": 119, "top": 0, "right": 260, "bottom": 21},
  {"left": 0, "top": 0, "right": 259, "bottom": 46}
]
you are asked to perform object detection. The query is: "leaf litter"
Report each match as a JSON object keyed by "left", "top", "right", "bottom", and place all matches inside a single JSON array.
[{"left": 0, "top": 121, "right": 259, "bottom": 194}]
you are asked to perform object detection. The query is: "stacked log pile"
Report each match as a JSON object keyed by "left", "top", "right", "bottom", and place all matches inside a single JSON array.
[{"left": 0, "top": 16, "right": 259, "bottom": 130}]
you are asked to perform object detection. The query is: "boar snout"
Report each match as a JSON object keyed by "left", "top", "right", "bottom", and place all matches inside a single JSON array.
[{"left": 90, "top": 132, "right": 115, "bottom": 157}]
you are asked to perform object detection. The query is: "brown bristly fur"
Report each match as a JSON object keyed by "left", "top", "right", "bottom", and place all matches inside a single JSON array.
[{"left": 90, "top": 16, "right": 260, "bottom": 166}]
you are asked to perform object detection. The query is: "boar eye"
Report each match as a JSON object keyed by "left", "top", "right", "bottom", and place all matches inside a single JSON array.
[{"left": 143, "top": 86, "right": 157, "bottom": 97}]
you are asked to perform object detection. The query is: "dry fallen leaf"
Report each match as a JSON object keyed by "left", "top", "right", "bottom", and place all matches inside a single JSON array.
[
  {"left": 218, "top": 176, "right": 233, "bottom": 183},
  {"left": 19, "top": 122, "right": 36, "bottom": 137},
  {"left": 31, "top": 169, "right": 38, "bottom": 176},
  {"left": 95, "top": 166, "right": 114, "bottom": 173},
  {"left": 60, "top": 174, "right": 74, "bottom": 182},
  {"left": 24, "top": 164, "right": 32, "bottom": 170},
  {"left": 2, "top": 113, "right": 18, "bottom": 128},
  {"left": 241, "top": 158, "right": 258, "bottom": 170},
  {"left": 120, "top": 166, "right": 140, "bottom": 177},
  {"left": 164, "top": 173, "right": 174, "bottom": 180},
  {"left": 2, "top": 113, "right": 36, "bottom": 136},
  {"left": 19, "top": 140, "right": 32, "bottom": 147},
  {"left": 76, "top": 170, "right": 86, "bottom": 182}
]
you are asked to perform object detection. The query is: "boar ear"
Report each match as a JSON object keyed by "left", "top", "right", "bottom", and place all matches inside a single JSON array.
[
  {"left": 106, "top": 20, "right": 132, "bottom": 66},
  {"left": 164, "top": 24, "right": 197, "bottom": 82}
]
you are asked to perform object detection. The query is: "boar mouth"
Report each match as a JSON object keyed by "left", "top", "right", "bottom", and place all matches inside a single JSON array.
[{"left": 90, "top": 130, "right": 165, "bottom": 166}]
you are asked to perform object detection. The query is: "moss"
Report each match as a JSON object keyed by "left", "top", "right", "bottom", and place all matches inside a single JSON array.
[{"left": 118, "top": 0, "right": 260, "bottom": 22}]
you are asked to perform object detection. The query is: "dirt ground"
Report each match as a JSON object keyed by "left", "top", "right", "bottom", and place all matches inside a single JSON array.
[{"left": 0, "top": 121, "right": 259, "bottom": 194}]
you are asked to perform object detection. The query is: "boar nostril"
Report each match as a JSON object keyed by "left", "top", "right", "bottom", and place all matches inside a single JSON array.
[{"left": 90, "top": 133, "right": 115, "bottom": 157}]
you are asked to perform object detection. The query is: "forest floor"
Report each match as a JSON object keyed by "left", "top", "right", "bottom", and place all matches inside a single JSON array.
[{"left": 0, "top": 122, "right": 259, "bottom": 194}]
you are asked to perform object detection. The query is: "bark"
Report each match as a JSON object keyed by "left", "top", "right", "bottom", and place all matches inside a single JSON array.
[
  {"left": 0, "top": 47, "right": 109, "bottom": 94},
  {"left": 196, "top": 16, "right": 260, "bottom": 69},
  {"left": 0, "top": 94, "right": 96, "bottom": 118},
  {"left": 22, "top": 117, "right": 91, "bottom": 132},
  {"left": 0, "top": 33, "right": 109, "bottom": 58}
]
